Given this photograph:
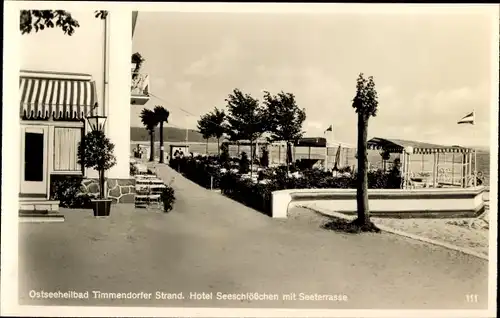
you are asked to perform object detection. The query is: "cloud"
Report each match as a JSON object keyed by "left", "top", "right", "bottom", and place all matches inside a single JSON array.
[
  {"left": 184, "top": 39, "right": 240, "bottom": 77},
  {"left": 150, "top": 78, "right": 167, "bottom": 92},
  {"left": 370, "top": 82, "right": 490, "bottom": 145},
  {"left": 304, "top": 121, "right": 324, "bottom": 133}
]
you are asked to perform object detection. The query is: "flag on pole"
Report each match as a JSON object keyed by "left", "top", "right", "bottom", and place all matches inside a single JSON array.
[
  {"left": 324, "top": 125, "right": 333, "bottom": 134},
  {"left": 457, "top": 111, "right": 475, "bottom": 125}
]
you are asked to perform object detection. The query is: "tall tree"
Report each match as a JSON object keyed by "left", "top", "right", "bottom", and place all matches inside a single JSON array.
[
  {"left": 263, "top": 91, "right": 306, "bottom": 174},
  {"left": 20, "top": 10, "right": 107, "bottom": 35},
  {"left": 209, "top": 107, "right": 226, "bottom": 155},
  {"left": 197, "top": 113, "right": 213, "bottom": 155},
  {"left": 140, "top": 108, "right": 158, "bottom": 162},
  {"left": 225, "top": 89, "right": 266, "bottom": 177},
  {"left": 352, "top": 73, "right": 380, "bottom": 232},
  {"left": 154, "top": 106, "right": 170, "bottom": 163}
]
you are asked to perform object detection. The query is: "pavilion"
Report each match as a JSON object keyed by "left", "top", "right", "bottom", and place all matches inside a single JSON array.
[{"left": 367, "top": 137, "right": 477, "bottom": 189}]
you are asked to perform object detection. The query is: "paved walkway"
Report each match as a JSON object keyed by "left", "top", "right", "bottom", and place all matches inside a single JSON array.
[{"left": 18, "top": 164, "right": 488, "bottom": 309}]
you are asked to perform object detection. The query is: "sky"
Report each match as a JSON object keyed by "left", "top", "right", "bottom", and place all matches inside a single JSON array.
[{"left": 131, "top": 9, "right": 494, "bottom": 147}]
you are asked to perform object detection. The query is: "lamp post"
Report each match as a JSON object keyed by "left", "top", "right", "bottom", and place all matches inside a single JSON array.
[{"left": 86, "top": 114, "right": 108, "bottom": 132}]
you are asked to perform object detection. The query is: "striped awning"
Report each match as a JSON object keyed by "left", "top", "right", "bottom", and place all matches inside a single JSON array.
[
  {"left": 367, "top": 137, "right": 474, "bottom": 154},
  {"left": 20, "top": 75, "right": 97, "bottom": 120}
]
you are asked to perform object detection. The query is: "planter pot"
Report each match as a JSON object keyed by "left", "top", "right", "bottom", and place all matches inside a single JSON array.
[{"left": 91, "top": 199, "right": 112, "bottom": 217}]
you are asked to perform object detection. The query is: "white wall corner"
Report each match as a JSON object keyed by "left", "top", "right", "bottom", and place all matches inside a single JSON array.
[
  {"left": 106, "top": 11, "right": 132, "bottom": 179},
  {"left": 272, "top": 191, "right": 292, "bottom": 218}
]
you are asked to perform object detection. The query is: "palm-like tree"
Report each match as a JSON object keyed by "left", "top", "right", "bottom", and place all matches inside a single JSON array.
[
  {"left": 140, "top": 108, "right": 158, "bottom": 162},
  {"left": 352, "top": 73, "right": 380, "bottom": 232},
  {"left": 154, "top": 105, "right": 170, "bottom": 163}
]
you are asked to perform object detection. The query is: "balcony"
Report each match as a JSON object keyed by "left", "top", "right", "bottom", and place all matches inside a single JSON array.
[{"left": 131, "top": 72, "right": 150, "bottom": 105}]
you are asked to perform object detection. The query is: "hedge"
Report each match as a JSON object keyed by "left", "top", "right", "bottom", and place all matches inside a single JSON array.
[
  {"left": 169, "top": 156, "right": 223, "bottom": 189},
  {"left": 171, "top": 155, "right": 402, "bottom": 215}
]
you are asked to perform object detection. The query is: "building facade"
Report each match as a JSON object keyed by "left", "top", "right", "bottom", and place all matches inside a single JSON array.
[{"left": 19, "top": 10, "right": 149, "bottom": 214}]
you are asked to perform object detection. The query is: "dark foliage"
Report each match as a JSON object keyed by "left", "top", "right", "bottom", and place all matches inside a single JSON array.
[
  {"left": 77, "top": 130, "right": 116, "bottom": 199},
  {"left": 77, "top": 130, "right": 116, "bottom": 171},
  {"left": 20, "top": 10, "right": 108, "bottom": 35},
  {"left": 130, "top": 162, "right": 138, "bottom": 176},
  {"left": 197, "top": 107, "right": 226, "bottom": 155},
  {"left": 219, "top": 143, "right": 230, "bottom": 169},
  {"left": 160, "top": 186, "right": 176, "bottom": 212},
  {"left": 49, "top": 175, "right": 93, "bottom": 208},
  {"left": 169, "top": 156, "right": 224, "bottom": 189},
  {"left": 20, "top": 10, "right": 80, "bottom": 35},
  {"left": 260, "top": 148, "right": 269, "bottom": 168},
  {"left": 140, "top": 108, "right": 158, "bottom": 161},
  {"left": 154, "top": 105, "right": 170, "bottom": 163},
  {"left": 220, "top": 173, "right": 276, "bottom": 216},
  {"left": 131, "top": 52, "right": 145, "bottom": 76},
  {"left": 239, "top": 152, "right": 249, "bottom": 174}
]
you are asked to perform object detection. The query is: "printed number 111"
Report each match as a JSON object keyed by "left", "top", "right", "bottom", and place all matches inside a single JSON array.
[{"left": 466, "top": 294, "right": 479, "bottom": 302}]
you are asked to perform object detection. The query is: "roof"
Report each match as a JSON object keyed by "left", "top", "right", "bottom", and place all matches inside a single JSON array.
[
  {"left": 367, "top": 137, "right": 474, "bottom": 154},
  {"left": 221, "top": 137, "right": 270, "bottom": 145},
  {"left": 294, "top": 137, "right": 327, "bottom": 147}
]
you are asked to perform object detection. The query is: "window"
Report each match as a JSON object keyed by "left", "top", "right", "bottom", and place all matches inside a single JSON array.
[{"left": 53, "top": 127, "right": 83, "bottom": 173}]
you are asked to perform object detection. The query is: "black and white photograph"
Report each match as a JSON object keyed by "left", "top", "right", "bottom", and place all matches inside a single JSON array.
[{"left": 2, "top": 2, "right": 498, "bottom": 317}]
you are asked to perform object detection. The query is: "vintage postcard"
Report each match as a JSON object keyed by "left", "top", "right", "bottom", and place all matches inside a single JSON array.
[{"left": 1, "top": 2, "right": 498, "bottom": 317}]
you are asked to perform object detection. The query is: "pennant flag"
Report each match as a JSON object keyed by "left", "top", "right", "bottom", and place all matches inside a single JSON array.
[
  {"left": 324, "top": 125, "right": 333, "bottom": 133},
  {"left": 457, "top": 111, "right": 474, "bottom": 125}
]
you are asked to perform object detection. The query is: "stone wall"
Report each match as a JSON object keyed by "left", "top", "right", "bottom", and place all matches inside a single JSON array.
[{"left": 81, "top": 178, "right": 136, "bottom": 203}]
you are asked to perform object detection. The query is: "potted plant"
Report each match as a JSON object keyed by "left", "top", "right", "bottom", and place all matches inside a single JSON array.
[
  {"left": 131, "top": 52, "right": 145, "bottom": 79},
  {"left": 77, "top": 130, "right": 117, "bottom": 217}
]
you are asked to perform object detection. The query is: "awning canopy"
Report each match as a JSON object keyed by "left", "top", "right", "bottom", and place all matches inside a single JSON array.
[
  {"left": 20, "top": 73, "right": 97, "bottom": 120},
  {"left": 294, "top": 137, "right": 327, "bottom": 148},
  {"left": 367, "top": 137, "right": 473, "bottom": 154}
]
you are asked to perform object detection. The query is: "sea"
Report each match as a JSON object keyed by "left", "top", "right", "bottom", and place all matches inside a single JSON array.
[{"left": 131, "top": 141, "right": 491, "bottom": 186}]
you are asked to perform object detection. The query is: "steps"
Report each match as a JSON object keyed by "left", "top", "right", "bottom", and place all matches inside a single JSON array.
[
  {"left": 19, "top": 199, "right": 60, "bottom": 212},
  {"left": 19, "top": 211, "right": 65, "bottom": 223},
  {"left": 19, "top": 199, "right": 64, "bottom": 223}
]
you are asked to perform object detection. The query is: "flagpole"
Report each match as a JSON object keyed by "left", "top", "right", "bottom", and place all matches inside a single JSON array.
[
  {"left": 185, "top": 115, "right": 189, "bottom": 152},
  {"left": 473, "top": 109, "right": 477, "bottom": 187}
]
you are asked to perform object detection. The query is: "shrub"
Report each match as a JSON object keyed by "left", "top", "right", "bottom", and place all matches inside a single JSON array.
[
  {"left": 220, "top": 172, "right": 274, "bottom": 215},
  {"left": 130, "top": 162, "right": 138, "bottom": 176},
  {"left": 170, "top": 156, "right": 223, "bottom": 189},
  {"left": 240, "top": 152, "right": 249, "bottom": 174},
  {"left": 367, "top": 169, "right": 389, "bottom": 189},
  {"left": 160, "top": 185, "right": 176, "bottom": 212},
  {"left": 338, "top": 166, "right": 352, "bottom": 173},
  {"left": 50, "top": 175, "right": 93, "bottom": 208}
]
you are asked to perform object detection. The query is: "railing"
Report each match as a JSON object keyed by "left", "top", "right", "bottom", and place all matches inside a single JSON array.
[{"left": 131, "top": 72, "right": 150, "bottom": 97}]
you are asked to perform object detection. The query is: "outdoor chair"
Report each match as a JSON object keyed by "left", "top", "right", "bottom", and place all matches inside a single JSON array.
[{"left": 134, "top": 178, "right": 165, "bottom": 209}]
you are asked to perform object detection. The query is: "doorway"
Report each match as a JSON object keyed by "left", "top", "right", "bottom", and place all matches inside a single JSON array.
[{"left": 20, "top": 125, "right": 48, "bottom": 197}]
